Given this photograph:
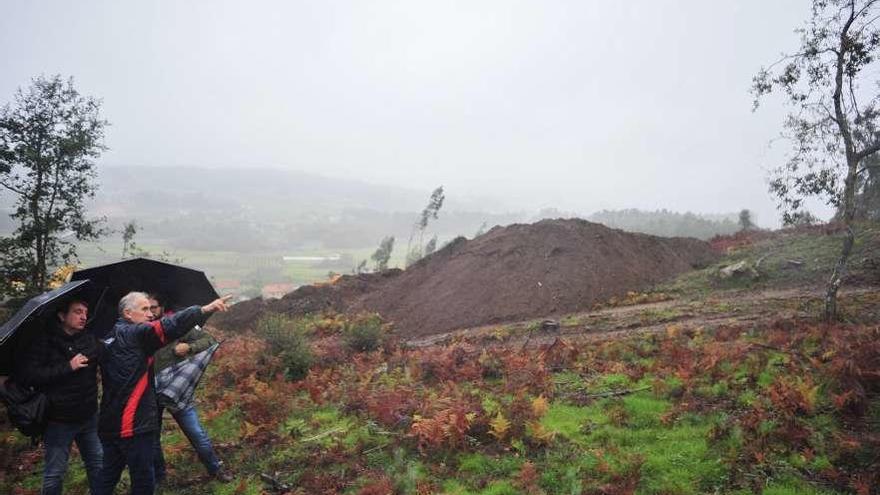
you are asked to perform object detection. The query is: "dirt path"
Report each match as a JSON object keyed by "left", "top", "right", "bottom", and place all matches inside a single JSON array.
[{"left": 405, "top": 286, "right": 880, "bottom": 348}]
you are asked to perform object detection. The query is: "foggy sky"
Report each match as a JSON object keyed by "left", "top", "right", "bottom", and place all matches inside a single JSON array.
[{"left": 1, "top": 0, "right": 819, "bottom": 226}]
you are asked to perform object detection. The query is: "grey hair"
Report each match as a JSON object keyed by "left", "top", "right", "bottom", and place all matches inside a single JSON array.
[{"left": 118, "top": 291, "right": 150, "bottom": 316}]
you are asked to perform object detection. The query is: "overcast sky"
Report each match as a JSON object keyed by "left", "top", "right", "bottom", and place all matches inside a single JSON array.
[{"left": 2, "top": 0, "right": 821, "bottom": 226}]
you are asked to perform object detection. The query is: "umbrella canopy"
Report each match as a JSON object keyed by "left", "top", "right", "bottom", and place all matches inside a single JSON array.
[
  {"left": 71, "top": 258, "right": 219, "bottom": 337},
  {"left": 0, "top": 280, "right": 99, "bottom": 375},
  {"left": 155, "top": 342, "right": 220, "bottom": 413}
]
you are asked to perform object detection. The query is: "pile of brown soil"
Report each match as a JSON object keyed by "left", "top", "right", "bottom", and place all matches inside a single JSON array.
[{"left": 214, "top": 219, "right": 718, "bottom": 339}]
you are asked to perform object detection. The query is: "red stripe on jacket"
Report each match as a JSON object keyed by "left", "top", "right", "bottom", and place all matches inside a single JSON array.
[
  {"left": 120, "top": 356, "right": 154, "bottom": 438},
  {"left": 150, "top": 320, "right": 166, "bottom": 345}
]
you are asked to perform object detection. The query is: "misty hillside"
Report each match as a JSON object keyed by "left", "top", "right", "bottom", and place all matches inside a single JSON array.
[
  {"left": 587, "top": 208, "right": 742, "bottom": 240},
  {"left": 92, "top": 166, "right": 436, "bottom": 218},
  {"left": 86, "top": 166, "right": 523, "bottom": 251}
]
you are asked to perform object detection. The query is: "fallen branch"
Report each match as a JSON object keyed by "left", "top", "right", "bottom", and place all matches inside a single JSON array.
[
  {"left": 755, "top": 252, "right": 772, "bottom": 271},
  {"left": 570, "top": 385, "right": 651, "bottom": 403},
  {"left": 301, "top": 425, "right": 348, "bottom": 442},
  {"left": 260, "top": 472, "right": 291, "bottom": 493},
  {"left": 585, "top": 385, "right": 650, "bottom": 399},
  {"left": 361, "top": 444, "right": 388, "bottom": 456}
]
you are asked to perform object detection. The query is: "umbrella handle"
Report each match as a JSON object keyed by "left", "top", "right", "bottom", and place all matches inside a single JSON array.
[{"left": 87, "top": 287, "right": 110, "bottom": 326}]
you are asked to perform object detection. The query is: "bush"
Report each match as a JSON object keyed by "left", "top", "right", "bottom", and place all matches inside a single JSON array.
[
  {"left": 254, "top": 313, "right": 313, "bottom": 381},
  {"left": 343, "top": 313, "right": 385, "bottom": 353}
]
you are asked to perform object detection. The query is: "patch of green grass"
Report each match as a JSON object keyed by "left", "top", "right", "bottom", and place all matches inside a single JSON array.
[
  {"left": 737, "top": 389, "right": 759, "bottom": 407},
  {"left": 638, "top": 307, "right": 686, "bottom": 324},
  {"left": 214, "top": 475, "right": 263, "bottom": 495},
  {"left": 660, "top": 225, "right": 880, "bottom": 298},
  {"left": 19, "top": 466, "right": 43, "bottom": 491},
  {"left": 560, "top": 314, "right": 584, "bottom": 326},
  {"left": 542, "top": 398, "right": 725, "bottom": 494},
  {"left": 477, "top": 481, "right": 520, "bottom": 495},
  {"left": 457, "top": 453, "right": 522, "bottom": 478},
  {"left": 439, "top": 479, "right": 472, "bottom": 494},
  {"left": 542, "top": 403, "right": 608, "bottom": 442},
  {"left": 760, "top": 476, "right": 844, "bottom": 495},
  {"left": 385, "top": 447, "right": 427, "bottom": 494},
  {"left": 540, "top": 462, "right": 591, "bottom": 495},
  {"left": 596, "top": 373, "right": 631, "bottom": 391},
  {"left": 621, "top": 394, "right": 670, "bottom": 427},
  {"left": 204, "top": 407, "right": 241, "bottom": 444}
]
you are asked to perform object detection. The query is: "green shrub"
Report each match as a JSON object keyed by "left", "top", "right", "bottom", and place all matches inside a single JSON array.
[
  {"left": 254, "top": 313, "right": 313, "bottom": 381},
  {"left": 343, "top": 313, "right": 385, "bottom": 353}
]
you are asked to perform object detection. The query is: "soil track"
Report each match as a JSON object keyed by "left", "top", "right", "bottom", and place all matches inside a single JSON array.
[
  {"left": 215, "top": 219, "right": 719, "bottom": 338},
  {"left": 408, "top": 286, "right": 880, "bottom": 349}
]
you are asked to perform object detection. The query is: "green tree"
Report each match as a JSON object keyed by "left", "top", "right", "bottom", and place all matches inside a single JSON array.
[
  {"left": 406, "top": 186, "right": 445, "bottom": 267},
  {"left": 423, "top": 235, "right": 437, "bottom": 257},
  {"left": 370, "top": 235, "right": 395, "bottom": 272},
  {"left": 738, "top": 209, "right": 754, "bottom": 231},
  {"left": 474, "top": 221, "right": 489, "bottom": 238},
  {"left": 121, "top": 220, "right": 145, "bottom": 259},
  {"left": 783, "top": 210, "right": 821, "bottom": 226},
  {"left": 753, "top": 0, "right": 880, "bottom": 320},
  {"left": 354, "top": 259, "right": 368, "bottom": 274},
  {"left": 0, "top": 75, "right": 108, "bottom": 296}
]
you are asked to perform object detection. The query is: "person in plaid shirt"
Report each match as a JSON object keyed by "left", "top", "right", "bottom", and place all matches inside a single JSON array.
[{"left": 149, "top": 294, "right": 231, "bottom": 484}]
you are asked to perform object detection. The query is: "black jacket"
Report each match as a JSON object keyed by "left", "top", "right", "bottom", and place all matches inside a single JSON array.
[
  {"left": 98, "top": 306, "right": 207, "bottom": 439},
  {"left": 17, "top": 322, "right": 103, "bottom": 423}
]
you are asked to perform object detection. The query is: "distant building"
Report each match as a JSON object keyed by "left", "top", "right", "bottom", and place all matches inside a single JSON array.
[
  {"left": 215, "top": 279, "right": 241, "bottom": 292},
  {"left": 261, "top": 283, "right": 297, "bottom": 299}
]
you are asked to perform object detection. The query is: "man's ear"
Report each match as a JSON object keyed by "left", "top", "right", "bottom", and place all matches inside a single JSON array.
[{"left": 57, "top": 310, "right": 65, "bottom": 322}]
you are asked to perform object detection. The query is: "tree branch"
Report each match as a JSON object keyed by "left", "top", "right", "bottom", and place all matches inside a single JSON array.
[
  {"left": 856, "top": 140, "right": 880, "bottom": 161},
  {"left": 848, "top": 74, "right": 861, "bottom": 120},
  {"left": 0, "top": 179, "right": 26, "bottom": 196},
  {"left": 832, "top": 3, "right": 859, "bottom": 162}
]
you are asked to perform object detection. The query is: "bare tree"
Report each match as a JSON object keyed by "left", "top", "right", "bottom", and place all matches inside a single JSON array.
[{"left": 753, "top": 0, "right": 880, "bottom": 320}]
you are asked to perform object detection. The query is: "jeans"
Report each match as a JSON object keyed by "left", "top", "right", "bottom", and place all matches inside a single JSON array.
[
  {"left": 154, "top": 404, "right": 221, "bottom": 480},
  {"left": 98, "top": 433, "right": 155, "bottom": 495},
  {"left": 42, "top": 415, "right": 103, "bottom": 495}
]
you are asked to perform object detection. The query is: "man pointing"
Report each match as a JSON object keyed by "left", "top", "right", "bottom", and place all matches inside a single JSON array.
[{"left": 97, "top": 291, "right": 230, "bottom": 495}]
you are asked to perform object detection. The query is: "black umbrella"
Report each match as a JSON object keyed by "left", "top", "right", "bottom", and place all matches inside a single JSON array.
[
  {"left": 71, "top": 258, "right": 219, "bottom": 337},
  {"left": 0, "top": 280, "right": 99, "bottom": 375}
]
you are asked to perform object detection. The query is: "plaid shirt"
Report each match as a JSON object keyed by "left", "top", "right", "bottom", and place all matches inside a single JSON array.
[{"left": 155, "top": 343, "right": 219, "bottom": 413}]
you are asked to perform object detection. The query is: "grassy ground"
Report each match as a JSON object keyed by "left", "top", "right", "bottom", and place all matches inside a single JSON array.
[
  {"left": 2, "top": 224, "right": 879, "bottom": 494},
  {"left": 662, "top": 224, "right": 880, "bottom": 296}
]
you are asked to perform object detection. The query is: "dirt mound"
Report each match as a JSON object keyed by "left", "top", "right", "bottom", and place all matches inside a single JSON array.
[
  {"left": 215, "top": 219, "right": 718, "bottom": 338},
  {"left": 213, "top": 270, "right": 402, "bottom": 331}
]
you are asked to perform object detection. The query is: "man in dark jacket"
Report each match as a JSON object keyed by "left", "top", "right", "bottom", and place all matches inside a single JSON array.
[
  {"left": 96, "top": 291, "right": 229, "bottom": 495},
  {"left": 18, "top": 298, "right": 103, "bottom": 495}
]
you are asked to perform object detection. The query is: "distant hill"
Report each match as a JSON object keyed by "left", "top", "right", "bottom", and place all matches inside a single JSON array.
[
  {"left": 2, "top": 166, "right": 747, "bottom": 253},
  {"left": 87, "top": 165, "right": 524, "bottom": 251},
  {"left": 93, "top": 165, "right": 449, "bottom": 218}
]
